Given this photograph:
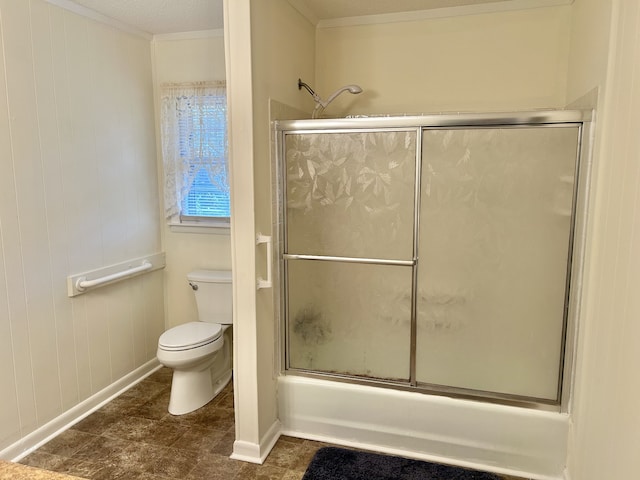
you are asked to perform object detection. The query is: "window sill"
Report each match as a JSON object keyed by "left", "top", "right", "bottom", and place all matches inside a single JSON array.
[{"left": 168, "top": 220, "right": 230, "bottom": 235}]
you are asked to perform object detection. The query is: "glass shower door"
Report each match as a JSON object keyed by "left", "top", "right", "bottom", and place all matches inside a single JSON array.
[
  {"left": 284, "top": 130, "right": 417, "bottom": 382},
  {"left": 416, "top": 126, "right": 580, "bottom": 401}
]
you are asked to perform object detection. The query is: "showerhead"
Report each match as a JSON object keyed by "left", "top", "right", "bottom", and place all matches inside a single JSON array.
[
  {"left": 298, "top": 78, "right": 363, "bottom": 118},
  {"left": 323, "top": 84, "right": 363, "bottom": 110}
]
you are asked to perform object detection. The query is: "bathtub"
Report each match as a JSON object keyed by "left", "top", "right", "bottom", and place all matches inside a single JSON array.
[{"left": 278, "top": 375, "right": 569, "bottom": 480}]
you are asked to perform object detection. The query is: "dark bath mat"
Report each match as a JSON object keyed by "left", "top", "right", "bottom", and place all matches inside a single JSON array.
[{"left": 302, "top": 446, "right": 503, "bottom": 480}]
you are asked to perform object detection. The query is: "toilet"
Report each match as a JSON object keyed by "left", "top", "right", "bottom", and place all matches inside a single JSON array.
[{"left": 157, "top": 269, "right": 232, "bottom": 415}]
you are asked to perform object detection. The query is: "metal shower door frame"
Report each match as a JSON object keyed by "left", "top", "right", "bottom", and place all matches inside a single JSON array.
[{"left": 274, "top": 110, "right": 591, "bottom": 410}]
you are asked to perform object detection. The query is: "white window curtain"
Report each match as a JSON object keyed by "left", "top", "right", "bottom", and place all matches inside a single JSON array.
[{"left": 160, "top": 81, "right": 228, "bottom": 218}]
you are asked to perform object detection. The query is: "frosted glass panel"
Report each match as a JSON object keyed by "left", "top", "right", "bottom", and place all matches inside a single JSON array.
[
  {"left": 416, "top": 127, "right": 579, "bottom": 400},
  {"left": 285, "top": 131, "right": 416, "bottom": 260},
  {"left": 287, "top": 260, "right": 412, "bottom": 381}
]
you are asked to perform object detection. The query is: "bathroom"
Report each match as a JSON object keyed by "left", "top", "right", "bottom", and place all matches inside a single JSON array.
[{"left": 1, "top": 0, "right": 640, "bottom": 479}]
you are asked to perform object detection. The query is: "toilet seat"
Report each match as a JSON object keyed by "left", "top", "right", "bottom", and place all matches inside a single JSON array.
[{"left": 158, "top": 322, "right": 222, "bottom": 351}]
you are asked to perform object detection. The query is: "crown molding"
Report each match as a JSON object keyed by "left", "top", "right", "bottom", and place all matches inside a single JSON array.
[
  {"left": 303, "top": 0, "right": 574, "bottom": 29},
  {"left": 153, "top": 29, "right": 224, "bottom": 42},
  {"left": 44, "top": 0, "right": 152, "bottom": 39}
]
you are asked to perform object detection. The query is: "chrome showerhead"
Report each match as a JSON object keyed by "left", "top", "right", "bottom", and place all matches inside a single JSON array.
[{"left": 298, "top": 78, "right": 363, "bottom": 118}]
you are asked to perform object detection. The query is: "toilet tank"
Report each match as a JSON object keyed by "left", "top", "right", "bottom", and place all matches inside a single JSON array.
[{"left": 187, "top": 270, "right": 232, "bottom": 325}]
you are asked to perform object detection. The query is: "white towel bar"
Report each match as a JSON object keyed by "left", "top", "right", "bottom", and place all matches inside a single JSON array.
[{"left": 67, "top": 252, "right": 165, "bottom": 297}]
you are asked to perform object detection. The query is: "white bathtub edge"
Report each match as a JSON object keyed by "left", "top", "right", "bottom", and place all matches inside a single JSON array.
[{"left": 278, "top": 375, "right": 569, "bottom": 480}]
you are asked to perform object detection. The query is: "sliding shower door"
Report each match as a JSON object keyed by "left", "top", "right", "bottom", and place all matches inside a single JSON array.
[
  {"left": 416, "top": 126, "right": 580, "bottom": 401},
  {"left": 284, "top": 130, "right": 417, "bottom": 381},
  {"left": 279, "top": 113, "right": 584, "bottom": 405}
]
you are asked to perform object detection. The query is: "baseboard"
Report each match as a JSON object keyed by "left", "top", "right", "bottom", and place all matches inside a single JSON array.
[
  {"left": 278, "top": 376, "right": 568, "bottom": 480},
  {"left": 230, "top": 419, "right": 282, "bottom": 464},
  {"left": 1, "top": 359, "right": 161, "bottom": 462}
]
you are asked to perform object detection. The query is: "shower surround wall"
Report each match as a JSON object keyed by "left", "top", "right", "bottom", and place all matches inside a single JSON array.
[
  {"left": 277, "top": 111, "right": 588, "bottom": 478},
  {"left": 0, "top": 0, "right": 163, "bottom": 458}
]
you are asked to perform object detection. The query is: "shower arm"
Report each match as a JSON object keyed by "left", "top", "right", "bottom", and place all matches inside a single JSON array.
[
  {"left": 297, "top": 80, "right": 325, "bottom": 119},
  {"left": 298, "top": 79, "right": 324, "bottom": 106}
]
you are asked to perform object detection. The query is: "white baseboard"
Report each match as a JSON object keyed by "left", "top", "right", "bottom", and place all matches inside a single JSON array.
[
  {"left": 231, "top": 419, "right": 282, "bottom": 464},
  {"left": 1, "top": 359, "right": 161, "bottom": 462}
]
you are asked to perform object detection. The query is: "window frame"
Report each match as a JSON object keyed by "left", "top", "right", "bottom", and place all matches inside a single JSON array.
[{"left": 161, "top": 81, "right": 230, "bottom": 233}]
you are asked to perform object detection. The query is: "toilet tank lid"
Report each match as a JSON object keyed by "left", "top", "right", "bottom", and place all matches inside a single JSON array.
[{"left": 187, "top": 269, "right": 232, "bottom": 283}]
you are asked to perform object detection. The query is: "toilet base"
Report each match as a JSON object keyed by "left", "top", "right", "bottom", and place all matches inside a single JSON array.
[
  {"left": 168, "top": 367, "right": 214, "bottom": 415},
  {"left": 168, "top": 367, "right": 232, "bottom": 415}
]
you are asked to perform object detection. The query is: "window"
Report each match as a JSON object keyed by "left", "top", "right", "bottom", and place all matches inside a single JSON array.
[{"left": 160, "top": 82, "right": 229, "bottom": 224}]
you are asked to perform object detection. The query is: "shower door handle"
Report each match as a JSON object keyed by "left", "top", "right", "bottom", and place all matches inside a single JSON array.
[{"left": 256, "top": 233, "right": 273, "bottom": 290}]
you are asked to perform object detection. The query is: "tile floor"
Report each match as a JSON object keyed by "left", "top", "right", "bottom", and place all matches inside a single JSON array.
[{"left": 20, "top": 367, "right": 527, "bottom": 480}]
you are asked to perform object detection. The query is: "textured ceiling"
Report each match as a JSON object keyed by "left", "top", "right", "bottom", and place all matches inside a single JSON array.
[{"left": 67, "top": 0, "right": 570, "bottom": 35}]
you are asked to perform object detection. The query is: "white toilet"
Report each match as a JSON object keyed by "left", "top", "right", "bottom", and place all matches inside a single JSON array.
[{"left": 157, "top": 269, "right": 232, "bottom": 415}]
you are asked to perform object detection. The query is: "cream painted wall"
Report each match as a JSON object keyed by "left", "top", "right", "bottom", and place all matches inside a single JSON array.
[
  {"left": 565, "top": 0, "right": 640, "bottom": 479},
  {"left": 565, "top": 0, "right": 612, "bottom": 104},
  {"left": 154, "top": 34, "right": 226, "bottom": 83},
  {"left": 0, "top": 0, "right": 162, "bottom": 455},
  {"left": 151, "top": 34, "right": 231, "bottom": 330},
  {"left": 315, "top": 6, "right": 572, "bottom": 117}
]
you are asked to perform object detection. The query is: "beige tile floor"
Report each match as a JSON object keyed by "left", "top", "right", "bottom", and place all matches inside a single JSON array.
[{"left": 20, "top": 368, "right": 528, "bottom": 480}]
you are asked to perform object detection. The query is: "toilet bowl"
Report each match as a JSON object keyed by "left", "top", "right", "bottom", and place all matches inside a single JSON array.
[{"left": 156, "top": 270, "right": 232, "bottom": 415}]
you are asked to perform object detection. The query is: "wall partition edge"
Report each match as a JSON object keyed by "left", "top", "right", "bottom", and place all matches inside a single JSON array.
[{"left": 275, "top": 109, "right": 591, "bottom": 411}]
